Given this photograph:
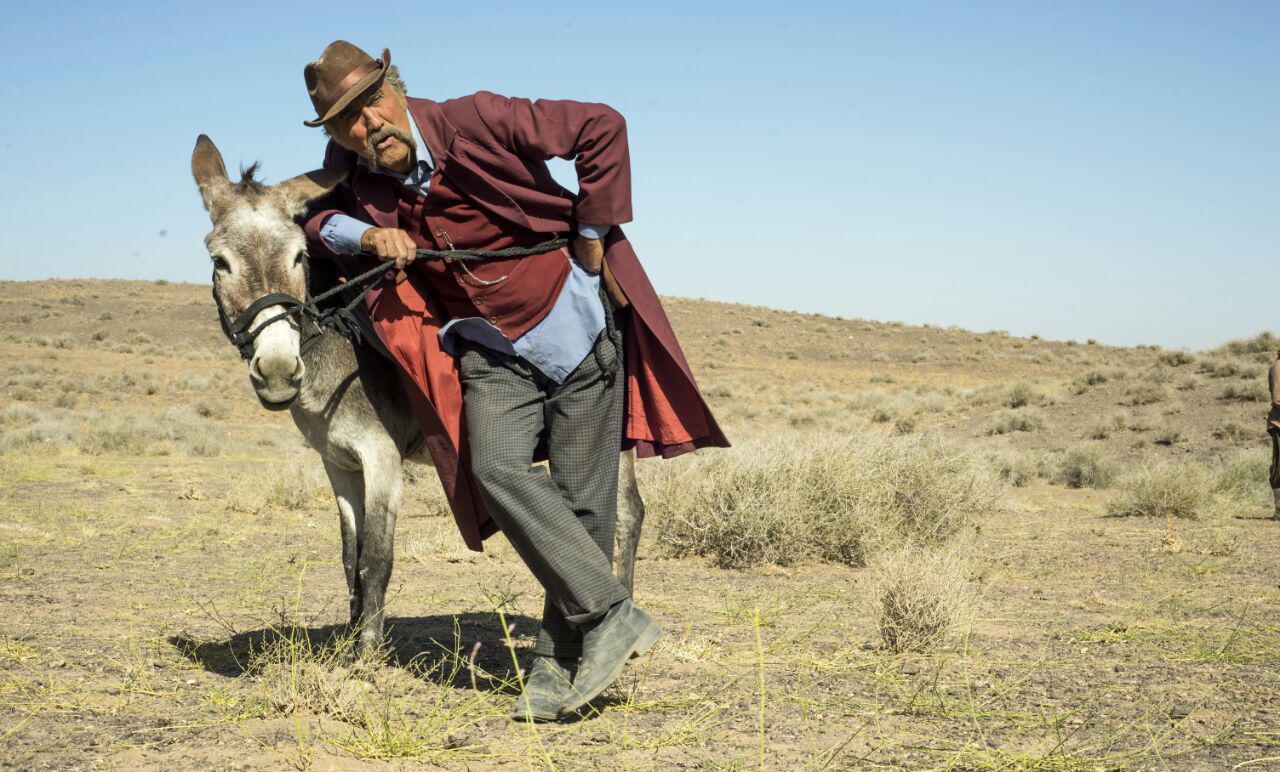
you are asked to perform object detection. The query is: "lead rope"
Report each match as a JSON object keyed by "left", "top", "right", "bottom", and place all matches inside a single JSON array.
[{"left": 220, "top": 238, "right": 570, "bottom": 360}]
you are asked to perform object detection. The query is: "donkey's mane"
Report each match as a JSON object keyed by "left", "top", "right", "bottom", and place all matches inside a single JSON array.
[{"left": 236, "top": 162, "right": 268, "bottom": 194}]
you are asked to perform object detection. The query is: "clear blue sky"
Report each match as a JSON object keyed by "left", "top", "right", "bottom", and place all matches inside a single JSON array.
[{"left": 1, "top": 1, "right": 1276, "bottom": 349}]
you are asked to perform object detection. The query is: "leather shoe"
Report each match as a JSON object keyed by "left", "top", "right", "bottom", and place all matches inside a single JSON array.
[
  {"left": 511, "top": 655, "right": 575, "bottom": 722},
  {"left": 559, "top": 600, "right": 661, "bottom": 716}
]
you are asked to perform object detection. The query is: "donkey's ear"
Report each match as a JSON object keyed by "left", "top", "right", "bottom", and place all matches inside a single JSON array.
[
  {"left": 191, "top": 134, "right": 231, "bottom": 212},
  {"left": 277, "top": 168, "right": 348, "bottom": 217}
]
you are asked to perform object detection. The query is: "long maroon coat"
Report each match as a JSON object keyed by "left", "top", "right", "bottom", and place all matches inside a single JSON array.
[{"left": 302, "top": 91, "right": 729, "bottom": 550}]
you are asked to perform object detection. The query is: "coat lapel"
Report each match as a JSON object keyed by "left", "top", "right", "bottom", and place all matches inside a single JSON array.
[{"left": 405, "top": 97, "right": 536, "bottom": 233}]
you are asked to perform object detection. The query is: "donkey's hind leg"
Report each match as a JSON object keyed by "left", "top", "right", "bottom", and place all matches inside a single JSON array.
[
  {"left": 323, "top": 460, "right": 365, "bottom": 631},
  {"left": 612, "top": 449, "right": 647, "bottom": 595}
]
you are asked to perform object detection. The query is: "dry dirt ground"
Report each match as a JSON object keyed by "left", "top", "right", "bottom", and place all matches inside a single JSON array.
[{"left": 1, "top": 279, "right": 1279, "bottom": 769}]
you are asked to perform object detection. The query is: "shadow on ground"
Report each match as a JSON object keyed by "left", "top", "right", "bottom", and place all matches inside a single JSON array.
[{"left": 168, "top": 612, "right": 541, "bottom": 692}]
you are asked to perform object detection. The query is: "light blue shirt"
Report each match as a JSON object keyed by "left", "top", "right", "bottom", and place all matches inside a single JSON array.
[{"left": 318, "top": 118, "right": 612, "bottom": 383}]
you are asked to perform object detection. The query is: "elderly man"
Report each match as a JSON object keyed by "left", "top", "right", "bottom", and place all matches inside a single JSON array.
[
  {"left": 297, "top": 41, "right": 728, "bottom": 720},
  {"left": 1269, "top": 351, "right": 1280, "bottom": 519}
]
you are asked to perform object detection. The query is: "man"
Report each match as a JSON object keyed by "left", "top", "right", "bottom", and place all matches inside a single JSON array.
[
  {"left": 297, "top": 41, "right": 728, "bottom": 720},
  {"left": 1269, "top": 351, "right": 1280, "bottom": 519}
]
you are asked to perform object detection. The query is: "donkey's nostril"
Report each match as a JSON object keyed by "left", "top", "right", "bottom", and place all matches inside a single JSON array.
[
  {"left": 249, "top": 357, "right": 265, "bottom": 382},
  {"left": 290, "top": 359, "right": 305, "bottom": 380}
]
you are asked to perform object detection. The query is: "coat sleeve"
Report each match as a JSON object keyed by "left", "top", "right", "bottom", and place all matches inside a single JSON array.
[
  {"left": 300, "top": 141, "right": 360, "bottom": 259},
  {"left": 470, "top": 91, "right": 633, "bottom": 227}
]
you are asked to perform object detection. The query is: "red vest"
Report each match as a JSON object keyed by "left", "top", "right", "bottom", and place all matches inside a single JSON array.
[{"left": 396, "top": 170, "right": 571, "bottom": 341}]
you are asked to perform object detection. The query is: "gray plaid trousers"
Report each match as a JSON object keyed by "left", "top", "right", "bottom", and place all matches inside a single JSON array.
[{"left": 459, "top": 331, "right": 630, "bottom": 658}]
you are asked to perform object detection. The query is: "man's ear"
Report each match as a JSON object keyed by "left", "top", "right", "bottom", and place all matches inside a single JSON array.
[
  {"left": 276, "top": 168, "right": 348, "bottom": 217},
  {"left": 191, "top": 134, "right": 231, "bottom": 212}
]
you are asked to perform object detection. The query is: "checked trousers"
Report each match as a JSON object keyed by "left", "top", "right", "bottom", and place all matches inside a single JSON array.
[{"left": 459, "top": 330, "right": 630, "bottom": 658}]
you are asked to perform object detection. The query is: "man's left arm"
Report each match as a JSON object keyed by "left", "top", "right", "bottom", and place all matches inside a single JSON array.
[{"left": 472, "top": 91, "right": 632, "bottom": 274}]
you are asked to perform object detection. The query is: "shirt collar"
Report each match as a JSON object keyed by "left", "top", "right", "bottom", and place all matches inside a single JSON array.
[{"left": 355, "top": 112, "right": 433, "bottom": 180}]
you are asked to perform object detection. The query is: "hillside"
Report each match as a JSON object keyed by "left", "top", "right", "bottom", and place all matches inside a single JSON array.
[{"left": 1, "top": 278, "right": 1278, "bottom": 768}]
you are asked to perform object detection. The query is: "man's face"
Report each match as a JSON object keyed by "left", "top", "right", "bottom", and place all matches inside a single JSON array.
[{"left": 326, "top": 85, "right": 415, "bottom": 173}]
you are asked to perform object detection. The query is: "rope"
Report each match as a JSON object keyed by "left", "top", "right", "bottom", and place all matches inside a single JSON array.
[{"left": 220, "top": 238, "right": 569, "bottom": 360}]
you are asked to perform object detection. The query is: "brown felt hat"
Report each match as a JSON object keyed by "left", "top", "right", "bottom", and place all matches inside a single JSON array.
[{"left": 303, "top": 41, "right": 390, "bottom": 127}]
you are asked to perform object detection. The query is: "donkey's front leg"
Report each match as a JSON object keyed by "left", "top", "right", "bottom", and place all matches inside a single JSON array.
[
  {"left": 353, "top": 444, "right": 403, "bottom": 654},
  {"left": 323, "top": 460, "right": 365, "bottom": 629}
]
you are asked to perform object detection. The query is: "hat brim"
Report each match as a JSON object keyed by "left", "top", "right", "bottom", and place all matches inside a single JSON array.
[{"left": 303, "top": 48, "right": 391, "bottom": 128}]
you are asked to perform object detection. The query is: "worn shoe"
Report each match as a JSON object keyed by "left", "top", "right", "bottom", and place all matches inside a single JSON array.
[
  {"left": 559, "top": 600, "right": 661, "bottom": 717},
  {"left": 511, "top": 656, "right": 576, "bottom": 722}
]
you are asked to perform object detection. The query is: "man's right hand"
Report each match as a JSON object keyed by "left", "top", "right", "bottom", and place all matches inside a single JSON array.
[{"left": 361, "top": 227, "right": 418, "bottom": 283}]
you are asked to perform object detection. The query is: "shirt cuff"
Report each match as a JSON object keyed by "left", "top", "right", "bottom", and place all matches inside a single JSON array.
[
  {"left": 319, "top": 213, "right": 371, "bottom": 255},
  {"left": 576, "top": 223, "right": 611, "bottom": 240}
]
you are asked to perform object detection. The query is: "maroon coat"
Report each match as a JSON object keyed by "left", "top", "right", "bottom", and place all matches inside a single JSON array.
[{"left": 303, "top": 91, "right": 729, "bottom": 549}]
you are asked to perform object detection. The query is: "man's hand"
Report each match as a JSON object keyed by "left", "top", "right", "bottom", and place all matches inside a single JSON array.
[
  {"left": 361, "top": 227, "right": 418, "bottom": 283},
  {"left": 572, "top": 234, "right": 605, "bottom": 275}
]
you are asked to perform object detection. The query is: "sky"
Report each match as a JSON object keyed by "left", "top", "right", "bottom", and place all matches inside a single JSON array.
[{"left": 0, "top": 1, "right": 1276, "bottom": 349}]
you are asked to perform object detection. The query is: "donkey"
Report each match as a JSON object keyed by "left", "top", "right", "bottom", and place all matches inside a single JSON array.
[{"left": 190, "top": 135, "right": 647, "bottom": 654}]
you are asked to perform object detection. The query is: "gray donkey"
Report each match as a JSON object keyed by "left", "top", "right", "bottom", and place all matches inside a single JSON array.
[{"left": 190, "top": 135, "right": 647, "bottom": 654}]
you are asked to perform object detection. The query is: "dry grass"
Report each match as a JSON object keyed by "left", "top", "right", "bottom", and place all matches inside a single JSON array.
[
  {"left": 225, "top": 458, "right": 329, "bottom": 514},
  {"left": 1105, "top": 462, "right": 1213, "bottom": 520},
  {"left": 871, "top": 545, "right": 974, "bottom": 653},
  {"left": 984, "top": 408, "right": 1044, "bottom": 435},
  {"left": 1056, "top": 447, "right": 1117, "bottom": 489},
  {"left": 648, "top": 432, "right": 1003, "bottom": 568}
]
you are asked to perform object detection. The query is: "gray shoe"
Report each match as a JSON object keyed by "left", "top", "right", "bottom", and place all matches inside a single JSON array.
[
  {"left": 559, "top": 600, "right": 661, "bottom": 717},
  {"left": 511, "top": 656, "right": 575, "bottom": 722}
]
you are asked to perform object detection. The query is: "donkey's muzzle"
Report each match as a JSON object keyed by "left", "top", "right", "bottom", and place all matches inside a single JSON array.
[{"left": 250, "top": 354, "right": 304, "bottom": 411}]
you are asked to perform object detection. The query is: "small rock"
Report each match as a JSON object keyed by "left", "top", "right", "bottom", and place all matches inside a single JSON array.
[
  {"left": 900, "top": 661, "right": 921, "bottom": 675},
  {"left": 1169, "top": 703, "right": 1193, "bottom": 719},
  {"left": 1113, "top": 665, "right": 1125, "bottom": 673}
]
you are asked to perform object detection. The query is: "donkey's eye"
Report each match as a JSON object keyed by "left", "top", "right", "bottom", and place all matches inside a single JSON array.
[
  {"left": 294, "top": 250, "right": 308, "bottom": 266},
  {"left": 211, "top": 254, "right": 231, "bottom": 273}
]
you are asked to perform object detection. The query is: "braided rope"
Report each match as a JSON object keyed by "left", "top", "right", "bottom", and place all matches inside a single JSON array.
[{"left": 221, "top": 238, "right": 570, "bottom": 360}]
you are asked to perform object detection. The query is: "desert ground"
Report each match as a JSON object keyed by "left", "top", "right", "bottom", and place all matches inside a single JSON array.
[{"left": 1, "top": 278, "right": 1278, "bottom": 769}]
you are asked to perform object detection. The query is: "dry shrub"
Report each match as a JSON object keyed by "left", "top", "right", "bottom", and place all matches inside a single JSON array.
[
  {"left": 1220, "top": 381, "right": 1267, "bottom": 403},
  {"left": 246, "top": 626, "right": 369, "bottom": 719},
  {"left": 1105, "top": 463, "right": 1212, "bottom": 520},
  {"left": 0, "top": 404, "right": 74, "bottom": 451},
  {"left": 1056, "top": 447, "right": 1116, "bottom": 489},
  {"left": 1122, "top": 383, "right": 1167, "bottom": 406},
  {"left": 1002, "top": 382, "right": 1054, "bottom": 408},
  {"left": 403, "top": 461, "right": 453, "bottom": 518},
  {"left": 1212, "top": 331, "right": 1279, "bottom": 359},
  {"left": 226, "top": 457, "right": 328, "bottom": 513},
  {"left": 1212, "top": 454, "right": 1269, "bottom": 507},
  {"left": 872, "top": 545, "right": 973, "bottom": 653},
  {"left": 1157, "top": 350, "right": 1195, "bottom": 367},
  {"left": 984, "top": 409, "right": 1043, "bottom": 436},
  {"left": 986, "top": 449, "right": 1043, "bottom": 487},
  {"left": 648, "top": 433, "right": 1002, "bottom": 568},
  {"left": 77, "top": 407, "right": 223, "bottom": 456}
]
